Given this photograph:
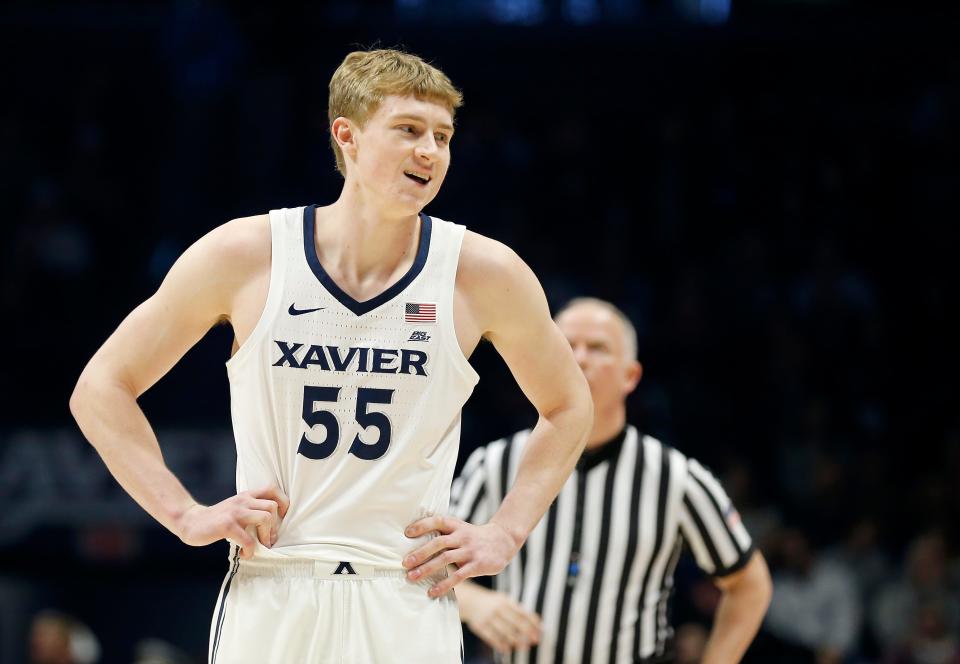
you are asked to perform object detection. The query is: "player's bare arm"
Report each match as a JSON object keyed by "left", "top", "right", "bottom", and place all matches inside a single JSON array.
[
  {"left": 403, "top": 232, "right": 593, "bottom": 596},
  {"left": 69, "top": 215, "right": 288, "bottom": 559}
]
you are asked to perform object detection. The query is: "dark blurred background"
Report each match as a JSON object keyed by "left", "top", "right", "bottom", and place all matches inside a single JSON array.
[{"left": 1, "top": 1, "right": 958, "bottom": 663}]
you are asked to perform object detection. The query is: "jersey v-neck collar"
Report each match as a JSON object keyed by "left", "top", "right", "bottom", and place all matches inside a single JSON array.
[{"left": 302, "top": 204, "right": 433, "bottom": 316}]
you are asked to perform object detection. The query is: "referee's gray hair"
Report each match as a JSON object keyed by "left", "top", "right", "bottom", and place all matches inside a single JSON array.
[{"left": 555, "top": 297, "right": 639, "bottom": 361}]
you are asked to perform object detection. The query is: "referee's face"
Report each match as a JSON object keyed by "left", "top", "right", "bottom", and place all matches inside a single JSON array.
[{"left": 556, "top": 304, "right": 641, "bottom": 422}]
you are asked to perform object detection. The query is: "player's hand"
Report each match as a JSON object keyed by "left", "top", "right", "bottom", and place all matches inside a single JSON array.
[
  {"left": 462, "top": 585, "right": 541, "bottom": 654},
  {"left": 176, "top": 485, "right": 290, "bottom": 560},
  {"left": 403, "top": 515, "right": 520, "bottom": 598}
]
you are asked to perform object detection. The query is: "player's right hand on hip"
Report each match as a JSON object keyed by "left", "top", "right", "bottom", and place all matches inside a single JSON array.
[
  {"left": 464, "top": 586, "right": 541, "bottom": 654},
  {"left": 403, "top": 516, "right": 520, "bottom": 597},
  {"left": 176, "top": 485, "right": 290, "bottom": 559}
]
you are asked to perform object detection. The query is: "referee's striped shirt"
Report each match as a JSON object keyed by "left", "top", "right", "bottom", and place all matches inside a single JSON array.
[{"left": 450, "top": 425, "right": 754, "bottom": 664}]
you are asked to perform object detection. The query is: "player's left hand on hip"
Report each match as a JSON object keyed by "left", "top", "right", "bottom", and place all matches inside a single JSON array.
[{"left": 403, "top": 515, "right": 519, "bottom": 598}]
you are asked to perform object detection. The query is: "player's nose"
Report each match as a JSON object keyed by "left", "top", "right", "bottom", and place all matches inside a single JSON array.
[{"left": 414, "top": 136, "right": 440, "bottom": 162}]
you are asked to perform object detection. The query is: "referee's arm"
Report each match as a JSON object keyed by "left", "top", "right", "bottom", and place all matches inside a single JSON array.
[
  {"left": 678, "top": 458, "right": 773, "bottom": 664},
  {"left": 450, "top": 442, "right": 542, "bottom": 654}
]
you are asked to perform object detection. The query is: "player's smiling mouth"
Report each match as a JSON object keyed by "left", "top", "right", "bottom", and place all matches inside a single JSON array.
[{"left": 404, "top": 170, "right": 431, "bottom": 186}]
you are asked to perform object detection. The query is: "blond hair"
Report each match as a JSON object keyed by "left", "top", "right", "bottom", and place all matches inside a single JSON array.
[{"left": 327, "top": 48, "right": 463, "bottom": 177}]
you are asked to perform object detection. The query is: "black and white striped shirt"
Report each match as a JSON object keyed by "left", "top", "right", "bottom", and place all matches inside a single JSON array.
[{"left": 450, "top": 426, "right": 754, "bottom": 664}]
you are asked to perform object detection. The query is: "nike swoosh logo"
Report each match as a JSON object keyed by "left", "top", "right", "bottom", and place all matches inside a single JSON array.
[{"left": 288, "top": 304, "right": 326, "bottom": 316}]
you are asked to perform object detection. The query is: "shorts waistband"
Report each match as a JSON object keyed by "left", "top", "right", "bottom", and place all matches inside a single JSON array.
[{"left": 237, "top": 557, "right": 404, "bottom": 580}]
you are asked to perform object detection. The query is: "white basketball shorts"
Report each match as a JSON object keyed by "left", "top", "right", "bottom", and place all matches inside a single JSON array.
[{"left": 208, "top": 546, "right": 463, "bottom": 663}]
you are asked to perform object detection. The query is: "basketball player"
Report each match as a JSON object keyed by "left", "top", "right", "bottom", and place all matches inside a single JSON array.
[{"left": 69, "top": 49, "right": 592, "bottom": 663}]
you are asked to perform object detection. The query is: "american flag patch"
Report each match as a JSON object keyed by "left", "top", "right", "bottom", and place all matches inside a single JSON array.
[{"left": 405, "top": 302, "right": 437, "bottom": 323}]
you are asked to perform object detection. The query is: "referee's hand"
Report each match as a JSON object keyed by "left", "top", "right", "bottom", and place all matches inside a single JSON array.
[
  {"left": 459, "top": 583, "right": 541, "bottom": 654},
  {"left": 403, "top": 516, "right": 519, "bottom": 598}
]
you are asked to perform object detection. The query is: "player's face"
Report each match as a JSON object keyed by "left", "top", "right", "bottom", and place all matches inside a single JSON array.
[
  {"left": 556, "top": 304, "right": 640, "bottom": 415},
  {"left": 347, "top": 95, "right": 453, "bottom": 215}
]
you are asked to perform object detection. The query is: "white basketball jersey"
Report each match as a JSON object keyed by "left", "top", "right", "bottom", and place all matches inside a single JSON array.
[{"left": 225, "top": 205, "right": 479, "bottom": 567}]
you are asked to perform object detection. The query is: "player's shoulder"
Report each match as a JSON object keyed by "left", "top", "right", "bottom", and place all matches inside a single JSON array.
[
  {"left": 160, "top": 214, "right": 272, "bottom": 301},
  {"left": 187, "top": 213, "right": 271, "bottom": 273},
  {"left": 458, "top": 229, "right": 523, "bottom": 273},
  {"left": 204, "top": 213, "right": 271, "bottom": 258},
  {"left": 456, "top": 229, "right": 534, "bottom": 300}
]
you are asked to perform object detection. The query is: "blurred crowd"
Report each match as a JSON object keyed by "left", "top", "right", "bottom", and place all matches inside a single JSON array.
[
  {"left": 2, "top": 2, "right": 958, "bottom": 663},
  {"left": 670, "top": 502, "right": 960, "bottom": 663},
  {"left": 28, "top": 609, "right": 190, "bottom": 664}
]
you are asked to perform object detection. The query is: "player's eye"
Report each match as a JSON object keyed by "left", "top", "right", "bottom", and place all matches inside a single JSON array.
[
  {"left": 435, "top": 133, "right": 449, "bottom": 144},
  {"left": 398, "top": 125, "right": 416, "bottom": 134}
]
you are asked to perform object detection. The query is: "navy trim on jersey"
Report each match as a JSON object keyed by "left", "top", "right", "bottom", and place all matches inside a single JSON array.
[
  {"left": 211, "top": 546, "right": 241, "bottom": 664},
  {"left": 302, "top": 204, "right": 433, "bottom": 316}
]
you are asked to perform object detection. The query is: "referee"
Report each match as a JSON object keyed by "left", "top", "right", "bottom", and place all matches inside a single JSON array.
[{"left": 451, "top": 298, "right": 772, "bottom": 664}]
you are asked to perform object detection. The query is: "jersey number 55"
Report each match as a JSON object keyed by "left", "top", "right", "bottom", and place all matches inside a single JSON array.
[{"left": 297, "top": 386, "right": 394, "bottom": 461}]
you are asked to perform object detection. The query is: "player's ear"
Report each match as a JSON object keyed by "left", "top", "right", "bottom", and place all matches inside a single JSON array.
[{"left": 331, "top": 117, "right": 358, "bottom": 159}]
